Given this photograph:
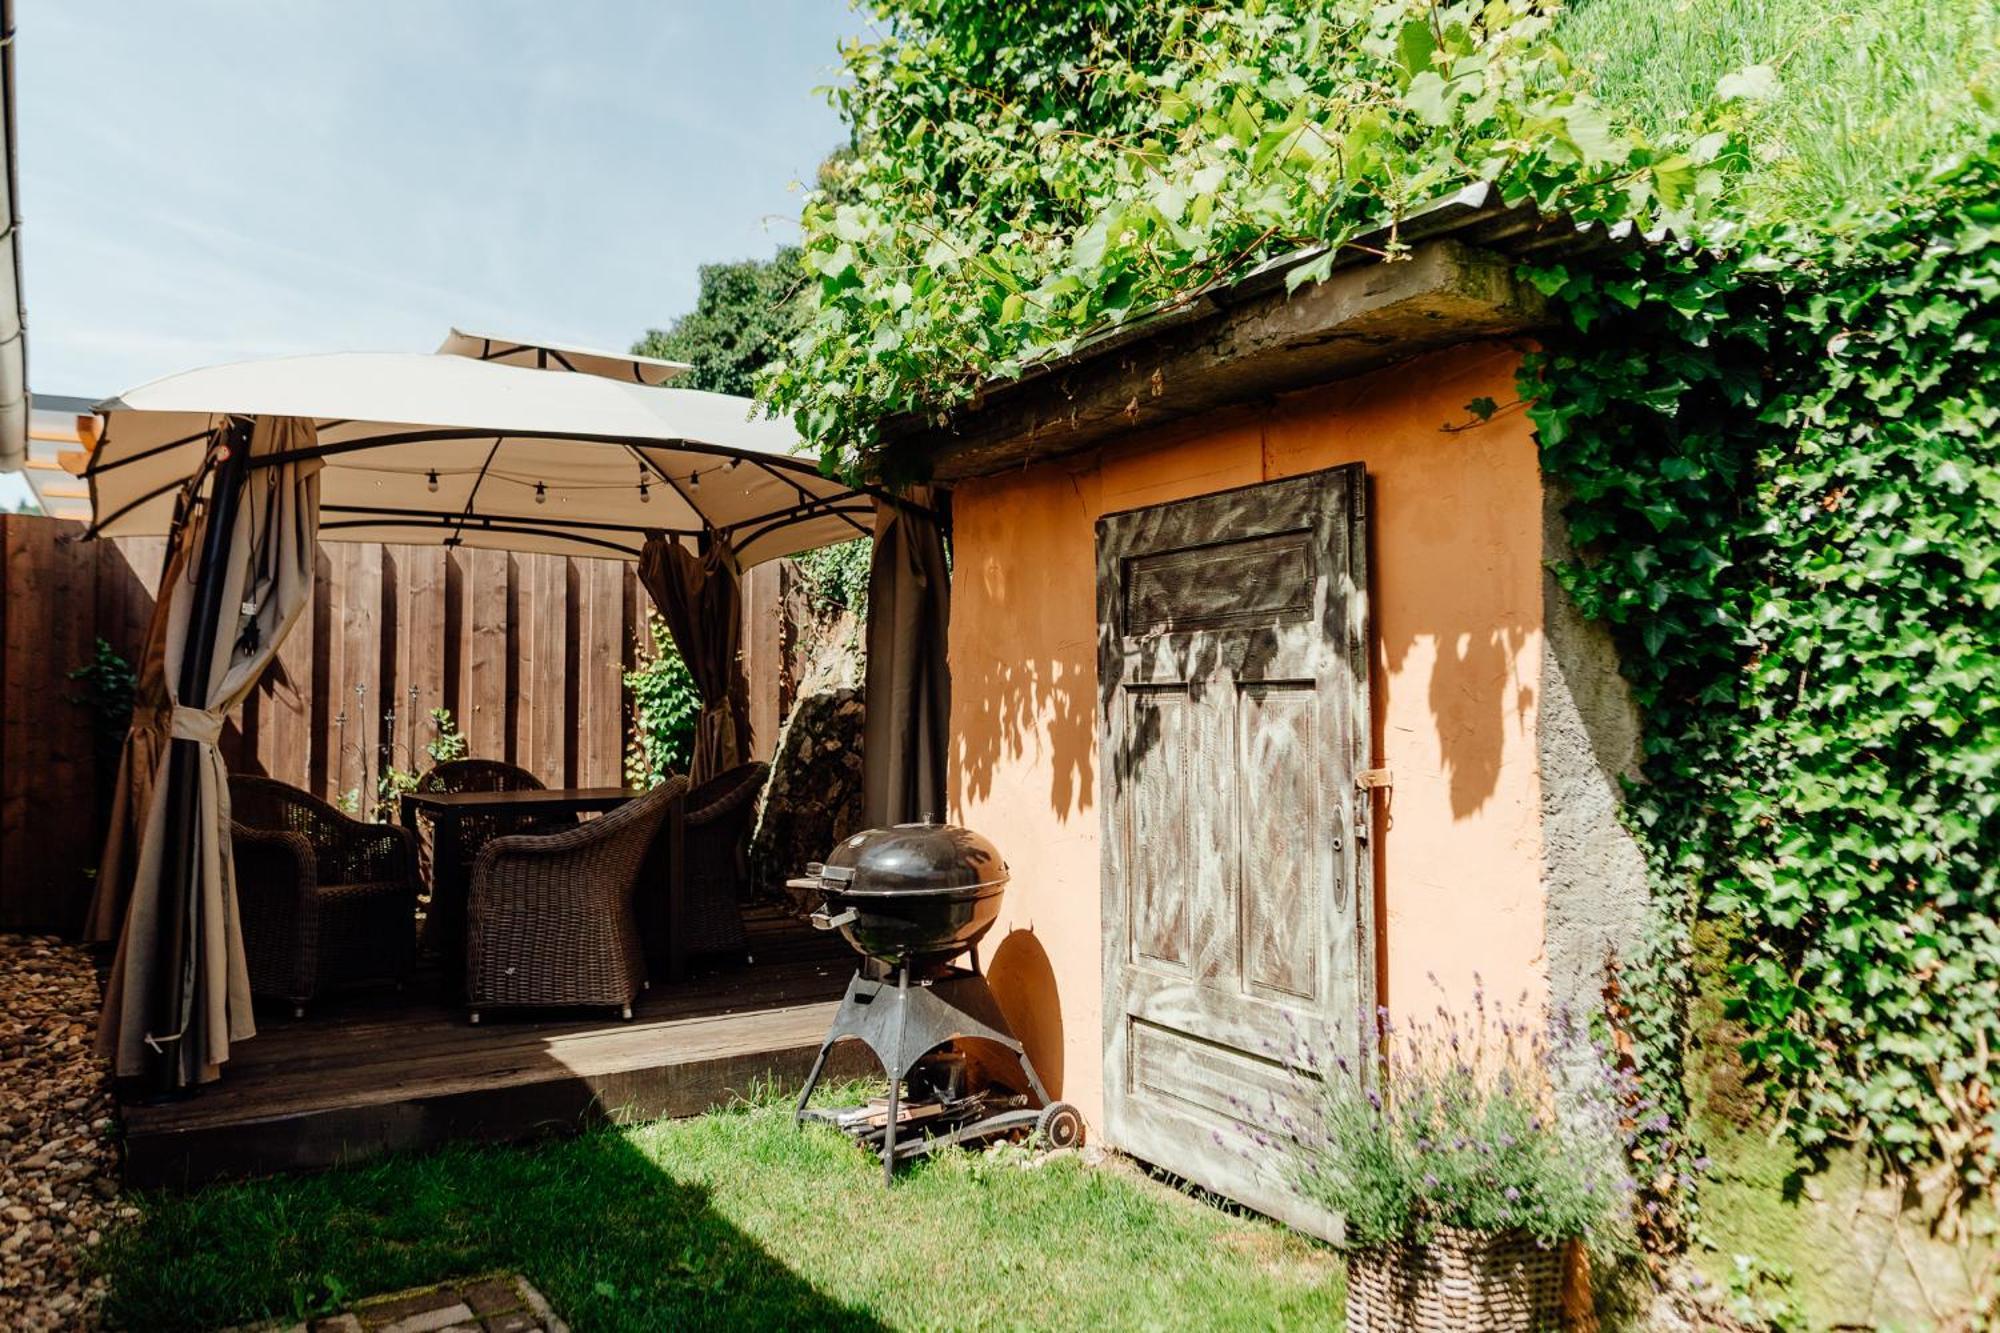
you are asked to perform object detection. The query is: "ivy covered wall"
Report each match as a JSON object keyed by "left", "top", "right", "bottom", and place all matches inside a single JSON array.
[{"left": 1525, "top": 144, "right": 2000, "bottom": 1229}]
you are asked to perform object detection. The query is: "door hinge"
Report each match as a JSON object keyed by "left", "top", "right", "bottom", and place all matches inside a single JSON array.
[{"left": 1355, "top": 768, "right": 1392, "bottom": 792}]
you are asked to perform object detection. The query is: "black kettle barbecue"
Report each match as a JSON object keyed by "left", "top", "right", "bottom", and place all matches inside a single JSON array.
[{"left": 793, "top": 822, "right": 1083, "bottom": 1181}]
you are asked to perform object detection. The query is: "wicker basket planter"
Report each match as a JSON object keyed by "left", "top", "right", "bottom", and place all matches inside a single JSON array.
[{"left": 1346, "top": 1226, "right": 1565, "bottom": 1333}]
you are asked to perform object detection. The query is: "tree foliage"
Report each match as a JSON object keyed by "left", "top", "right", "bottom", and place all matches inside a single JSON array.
[{"left": 635, "top": 248, "right": 808, "bottom": 399}]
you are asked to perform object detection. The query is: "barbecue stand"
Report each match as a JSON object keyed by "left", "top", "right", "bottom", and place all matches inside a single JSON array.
[
  {"left": 794, "top": 954, "right": 1082, "bottom": 1182},
  {"left": 791, "top": 825, "right": 1083, "bottom": 1183}
]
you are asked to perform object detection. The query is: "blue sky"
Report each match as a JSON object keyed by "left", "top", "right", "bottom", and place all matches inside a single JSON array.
[{"left": 18, "top": 2, "right": 863, "bottom": 398}]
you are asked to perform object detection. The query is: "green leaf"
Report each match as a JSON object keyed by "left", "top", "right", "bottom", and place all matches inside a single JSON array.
[
  {"left": 1716, "top": 63, "right": 1781, "bottom": 103},
  {"left": 1395, "top": 17, "right": 1437, "bottom": 85}
]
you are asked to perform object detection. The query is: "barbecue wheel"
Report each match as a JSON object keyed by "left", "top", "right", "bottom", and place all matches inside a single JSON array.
[{"left": 1035, "top": 1100, "right": 1085, "bottom": 1150}]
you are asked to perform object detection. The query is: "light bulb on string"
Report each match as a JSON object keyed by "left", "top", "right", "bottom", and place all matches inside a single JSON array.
[
  {"left": 688, "top": 469, "right": 700, "bottom": 491},
  {"left": 426, "top": 469, "right": 439, "bottom": 494},
  {"left": 638, "top": 478, "right": 651, "bottom": 503},
  {"left": 534, "top": 481, "right": 548, "bottom": 505}
]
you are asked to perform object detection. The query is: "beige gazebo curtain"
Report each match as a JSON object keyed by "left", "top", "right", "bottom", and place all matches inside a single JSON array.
[
  {"left": 97, "top": 416, "right": 321, "bottom": 1087},
  {"left": 863, "top": 489, "right": 949, "bottom": 827},
  {"left": 84, "top": 536, "right": 191, "bottom": 945},
  {"left": 637, "top": 532, "right": 750, "bottom": 785}
]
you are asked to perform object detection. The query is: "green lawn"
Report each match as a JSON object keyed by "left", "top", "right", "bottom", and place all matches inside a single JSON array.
[
  {"left": 99, "top": 1090, "right": 1343, "bottom": 1332},
  {"left": 1556, "top": 0, "right": 1999, "bottom": 222}
]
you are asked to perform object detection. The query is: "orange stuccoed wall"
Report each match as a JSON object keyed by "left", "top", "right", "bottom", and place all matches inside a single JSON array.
[{"left": 951, "top": 344, "right": 1548, "bottom": 1132}]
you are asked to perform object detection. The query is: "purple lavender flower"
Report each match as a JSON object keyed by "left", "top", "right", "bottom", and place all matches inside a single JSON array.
[{"left": 1504, "top": 1186, "right": 1521, "bottom": 1202}]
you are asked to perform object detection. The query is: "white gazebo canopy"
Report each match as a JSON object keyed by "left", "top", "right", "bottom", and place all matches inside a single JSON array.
[
  {"left": 83, "top": 347, "right": 873, "bottom": 565},
  {"left": 435, "top": 327, "right": 692, "bottom": 387}
]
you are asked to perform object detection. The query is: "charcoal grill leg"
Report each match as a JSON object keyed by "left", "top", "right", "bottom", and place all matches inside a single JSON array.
[
  {"left": 880, "top": 959, "right": 909, "bottom": 1185},
  {"left": 794, "top": 1039, "right": 835, "bottom": 1125}
]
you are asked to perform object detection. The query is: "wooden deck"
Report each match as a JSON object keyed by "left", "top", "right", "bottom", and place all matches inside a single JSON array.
[{"left": 122, "top": 907, "right": 870, "bottom": 1187}]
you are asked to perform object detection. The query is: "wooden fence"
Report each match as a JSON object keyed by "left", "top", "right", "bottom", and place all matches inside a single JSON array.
[{"left": 0, "top": 514, "right": 790, "bottom": 933}]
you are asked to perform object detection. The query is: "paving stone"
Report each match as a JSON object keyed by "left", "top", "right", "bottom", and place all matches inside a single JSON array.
[
  {"left": 311, "top": 1317, "right": 365, "bottom": 1333},
  {"left": 482, "top": 1314, "right": 542, "bottom": 1333},
  {"left": 517, "top": 1278, "right": 569, "bottom": 1333},
  {"left": 377, "top": 1303, "right": 476, "bottom": 1333},
  {"left": 356, "top": 1288, "right": 453, "bottom": 1324},
  {"left": 460, "top": 1276, "right": 525, "bottom": 1316}
]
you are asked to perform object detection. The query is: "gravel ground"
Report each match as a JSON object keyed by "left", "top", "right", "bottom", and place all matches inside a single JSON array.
[{"left": 0, "top": 934, "right": 125, "bottom": 1331}]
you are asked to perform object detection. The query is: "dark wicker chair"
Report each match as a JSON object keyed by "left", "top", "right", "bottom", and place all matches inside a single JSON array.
[
  {"left": 677, "top": 761, "right": 769, "bottom": 959},
  {"left": 413, "top": 759, "right": 571, "bottom": 967},
  {"left": 228, "top": 774, "right": 421, "bottom": 1017},
  {"left": 464, "top": 776, "right": 687, "bottom": 1022}
]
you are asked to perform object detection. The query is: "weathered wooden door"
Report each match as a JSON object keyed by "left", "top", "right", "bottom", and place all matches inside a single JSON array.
[{"left": 1095, "top": 464, "right": 1372, "bottom": 1236}]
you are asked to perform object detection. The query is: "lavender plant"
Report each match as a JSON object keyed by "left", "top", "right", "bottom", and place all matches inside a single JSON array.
[{"left": 1269, "top": 985, "right": 1639, "bottom": 1252}]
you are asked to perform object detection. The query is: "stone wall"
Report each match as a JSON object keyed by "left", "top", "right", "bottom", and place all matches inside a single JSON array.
[{"left": 747, "top": 687, "right": 865, "bottom": 911}]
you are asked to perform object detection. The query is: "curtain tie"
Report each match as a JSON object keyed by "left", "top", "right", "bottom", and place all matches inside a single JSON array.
[{"left": 167, "top": 706, "right": 226, "bottom": 747}]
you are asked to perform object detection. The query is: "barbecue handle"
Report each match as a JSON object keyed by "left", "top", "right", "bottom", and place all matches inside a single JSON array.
[{"left": 810, "top": 906, "right": 858, "bottom": 931}]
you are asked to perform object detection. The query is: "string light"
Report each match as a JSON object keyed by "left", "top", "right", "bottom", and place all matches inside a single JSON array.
[
  {"left": 638, "top": 478, "right": 651, "bottom": 503},
  {"left": 534, "top": 481, "right": 548, "bottom": 505},
  {"left": 688, "top": 469, "right": 701, "bottom": 491},
  {"left": 426, "top": 469, "right": 440, "bottom": 494}
]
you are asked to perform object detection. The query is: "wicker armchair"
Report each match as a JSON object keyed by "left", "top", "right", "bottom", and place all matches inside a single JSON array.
[
  {"left": 677, "top": 761, "right": 769, "bottom": 958},
  {"left": 465, "top": 776, "right": 686, "bottom": 1022},
  {"left": 228, "top": 775, "right": 420, "bottom": 1017},
  {"left": 413, "top": 759, "right": 570, "bottom": 967}
]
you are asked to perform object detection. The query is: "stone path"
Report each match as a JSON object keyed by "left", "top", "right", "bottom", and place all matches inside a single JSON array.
[
  {"left": 250, "top": 1273, "right": 568, "bottom": 1333},
  {"left": 0, "top": 933, "right": 125, "bottom": 1332}
]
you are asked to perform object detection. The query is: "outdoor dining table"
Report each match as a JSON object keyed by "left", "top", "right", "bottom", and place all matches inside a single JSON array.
[{"left": 400, "top": 785, "right": 691, "bottom": 986}]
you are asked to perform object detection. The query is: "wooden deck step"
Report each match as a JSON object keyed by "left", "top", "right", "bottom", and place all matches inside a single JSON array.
[{"left": 121, "top": 912, "right": 872, "bottom": 1188}]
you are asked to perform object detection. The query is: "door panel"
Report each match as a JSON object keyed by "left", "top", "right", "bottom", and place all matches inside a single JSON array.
[
  {"left": 1096, "top": 464, "right": 1372, "bottom": 1240},
  {"left": 1239, "top": 683, "right": 1320, "bottom": 1002},
  {"left": 1126, "top": 690, "right": 1191, "bottom": 970}
]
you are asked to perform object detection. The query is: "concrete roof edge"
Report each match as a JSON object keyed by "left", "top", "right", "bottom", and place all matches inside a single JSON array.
[{"left": 881, "top": 190, "right": 1643, "bottom": 481}]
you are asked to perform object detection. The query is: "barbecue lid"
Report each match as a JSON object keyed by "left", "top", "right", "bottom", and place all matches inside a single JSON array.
[{"left": 819, "top": 822, "right": 1009, "bottom": 897}]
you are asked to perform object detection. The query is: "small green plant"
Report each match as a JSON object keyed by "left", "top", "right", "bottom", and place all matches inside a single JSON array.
[
  {"left": 375, "top": 707, "right": 469, "bottom": 824},
  {"left": 1264, "top": 992, "right": 1638, "bottom": 1253},
  {"left": 422, "top": 707, "right": 467, "bottom": 765},
  {"left": 1726, "top": 1253, "right": 1807, "bottom": 1331},
  {"left": 624, "top": 613, "right": 701, "bottom": 787},
  {"left": 794, "top": 538, "right": 872, "bottom": 618},
  {"left": 67, "top": 637, "right": 138, "bottom": 750}
]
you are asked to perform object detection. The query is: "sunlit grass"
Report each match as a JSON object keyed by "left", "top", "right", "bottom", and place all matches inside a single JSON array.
[
  {"left": 99, "top": 1086, "right": 1343, "bottom": 1332},
  {"left": 1556, "top": 0, "right": 2000, "bottom": 221}
]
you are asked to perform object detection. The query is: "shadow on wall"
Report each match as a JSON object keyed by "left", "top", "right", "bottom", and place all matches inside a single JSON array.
[
  {"left": 951, "top": 559, "right": 1096, "bottom": 824},
  {"left": 985, "top": 927, "right": 1065, "bottom": 1097},
  {"left": 1273, "top": 365, "right": 1541, "bottom": 826}
]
